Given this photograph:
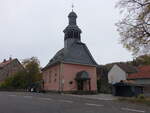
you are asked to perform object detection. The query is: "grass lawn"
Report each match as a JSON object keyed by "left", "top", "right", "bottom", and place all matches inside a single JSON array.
[{"left": 118, "top": 96, "right": 150, "bottom": 106}]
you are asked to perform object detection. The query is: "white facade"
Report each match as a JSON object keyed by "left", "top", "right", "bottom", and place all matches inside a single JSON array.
[{"left": 108, "top": 64, "right": 127, "bottom": 84}]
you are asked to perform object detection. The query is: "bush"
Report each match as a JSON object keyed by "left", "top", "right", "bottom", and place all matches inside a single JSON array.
[
  {"left": 0, "top": 57, "right": 43, "bottom": 90},
  {"left": 0, "top": 70, "right": 28, "bottom": 89},
  {"left": 137, "top": 94, "right": 145, "bottom": 100}
]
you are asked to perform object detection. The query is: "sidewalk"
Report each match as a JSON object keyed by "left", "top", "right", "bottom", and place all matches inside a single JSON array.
[{"left": 64, "top": 93, "right": 118, "bottom": 101}]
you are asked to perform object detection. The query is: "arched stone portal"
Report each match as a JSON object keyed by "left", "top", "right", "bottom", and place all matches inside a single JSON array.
[{"left": 75, "top": 71, "right": 91, "bottom": 91}]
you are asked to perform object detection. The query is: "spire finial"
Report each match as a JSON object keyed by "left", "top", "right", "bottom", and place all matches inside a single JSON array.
[{"left": 72, "top": 2, "right": 74, "bottom": 12}]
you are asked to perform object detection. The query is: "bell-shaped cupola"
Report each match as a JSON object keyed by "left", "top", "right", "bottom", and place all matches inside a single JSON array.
[{"left": 63, "top": 11, "right": 82, "bottom": 42}]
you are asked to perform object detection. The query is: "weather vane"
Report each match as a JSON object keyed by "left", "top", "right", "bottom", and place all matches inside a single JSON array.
[{"left": 72, "top": 1, "right": 74, "bottom": 11}]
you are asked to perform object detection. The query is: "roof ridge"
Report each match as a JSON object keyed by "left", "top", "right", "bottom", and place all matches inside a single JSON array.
[
  {"left": 117, "top": 63, "right": 138, "bottom": 74},
  {"left": 0, "top": 59, "right": 16, "bottom": 68}
]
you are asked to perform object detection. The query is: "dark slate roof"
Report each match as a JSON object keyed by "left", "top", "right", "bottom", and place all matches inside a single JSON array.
[
  {"left": 63, "top": 25, "right": 82, "bottom": 33},
  {"left": 68, "top": 11, "right": 77, "bottom": 18},
  {"left": 117, "top": 63, "right": 138, "bottom": 74},
  {"left": 43, "top": 41, "right": 97, "bottom": 70},
  {"left": 64, "top": 11, "right": 81, "bottom": 33}
]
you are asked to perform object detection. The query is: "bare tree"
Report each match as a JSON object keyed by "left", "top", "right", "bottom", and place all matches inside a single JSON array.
[{"left": 116, "top": 0, "right": 150, "bottom": 55}]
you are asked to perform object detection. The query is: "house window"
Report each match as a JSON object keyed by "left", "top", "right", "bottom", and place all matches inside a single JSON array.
[
  {"left": 54, "top": 73, "right": 57, "bottom": 82},
  {"left": 69, "top": 81, "right": 73, "bottom": 85}
]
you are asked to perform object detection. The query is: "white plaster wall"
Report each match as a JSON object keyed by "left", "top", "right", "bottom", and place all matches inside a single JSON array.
[{"left": 108, "top": 65, "right": 127, "bottom": 84}]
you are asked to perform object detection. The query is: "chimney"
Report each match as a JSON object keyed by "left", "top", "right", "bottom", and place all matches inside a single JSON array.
[
  {"left": 3, "top": 59, "right": 6, "bottom": 63},
  {"left": 9, "top": 57, "right": 12, "bottom": 61}
]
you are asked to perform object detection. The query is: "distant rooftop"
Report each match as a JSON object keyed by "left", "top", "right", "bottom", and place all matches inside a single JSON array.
[
  {"left": 117, "top": 63, "right": 138, "bottom": 74},
  {"left": 0, "top": 58, "right": 16, "bottom": 68},
  {"left": 128, "top": 65, "right": 150, "bottom": 79}
]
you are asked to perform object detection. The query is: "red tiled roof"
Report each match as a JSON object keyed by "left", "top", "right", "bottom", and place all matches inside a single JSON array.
[
  {"left": 0, "top": 60, "right": 13, "bottom": 68},
  {"left": 128, "top": 65, "right": 150, "bottom": 79}
]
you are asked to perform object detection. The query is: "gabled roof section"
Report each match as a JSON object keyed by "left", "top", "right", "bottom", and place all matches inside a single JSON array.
[
  {"left": 44, "top": 49, "right": 64, "bottom": 68},
  {"left": 128, "top": 65, "right": 150, "bottom": 79},
  {"left": 0, "top": 61, "right": 11, "bottom": 68},
  {"left": 116, "top": 63, "right": 138, "bottom": 74},
  {"left": 43, "top": 42, "right": 97, "bottom": 70},
  {"left": 0, "top": 59, "right": 17, "bottom": 69}
]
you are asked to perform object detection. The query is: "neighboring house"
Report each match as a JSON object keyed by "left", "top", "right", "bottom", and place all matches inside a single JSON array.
[
  {"left": 128, "top": 65, "right": 150, "bottom": 94},
  {"left": 42, "top": 11, "right": 98, "bottom": 92},
  {"left": 108, "top": 63, "right": 143, "bottom": 97},
  {"left": 108, "top": 63, "right": 138, "bottom": 84},
  {"left": 0, "top": 58, "right": 24, "bottom": 82}
]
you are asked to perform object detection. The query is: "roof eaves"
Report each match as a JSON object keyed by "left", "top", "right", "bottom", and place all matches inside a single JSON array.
[
  {"left": 62, "top": 61, "right": 97, "bottom": 67},
  {"left": 42, "top": 61, "right": 61, "bottom": 71}
]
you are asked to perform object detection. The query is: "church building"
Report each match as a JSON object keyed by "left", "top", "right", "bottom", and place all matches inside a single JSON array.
[{"left": 42, "top": 10, "right": 98, "bottom": 92}]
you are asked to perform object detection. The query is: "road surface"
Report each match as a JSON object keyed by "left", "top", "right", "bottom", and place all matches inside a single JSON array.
[{"left": 0, "top": 91, "right": 149, "bottom": 113}]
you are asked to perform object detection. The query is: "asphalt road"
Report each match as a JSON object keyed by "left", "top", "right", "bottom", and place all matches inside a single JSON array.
[{"left": 0, "top": 91, "right": 149, "bottom": 113}]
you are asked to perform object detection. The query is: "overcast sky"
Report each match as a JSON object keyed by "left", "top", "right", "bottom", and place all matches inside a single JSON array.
[{"left": 0, "top": 0, "right": 133, "bottom": 67}]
